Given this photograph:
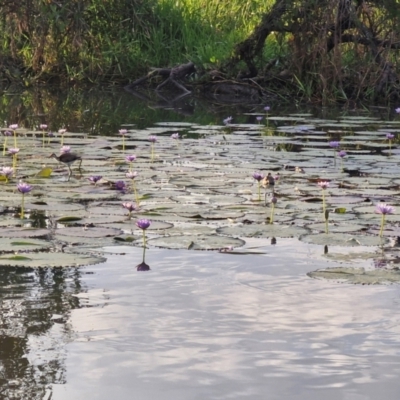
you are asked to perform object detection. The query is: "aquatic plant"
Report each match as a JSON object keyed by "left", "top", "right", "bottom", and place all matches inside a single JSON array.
[
  {"left": 252, "top": 171, "right": 264, "bottom": 201},
  {"left": 136, "top": 218, "right": 151, "bottom": 267},
  {"left": 60, "top": 145, "right": 71, "bottom": 154},
  {"left": 88, "top": 175, "right": 102, "bottom": 185},
  {"left": 39, "top": 124, "right": 48, "bottom": 147},
  {"left": 148, "top": 135, "right": 157, "bottom": 161},
  {"left": 329, "top": 141, "right": 340, "bottom": 148},
  {"left": 119, "top": 129, "right": 128, "bottom": 151},
  {"left": 171, "top": 133, "right": 180, "bottom": 140},
  {"left": 9, "top": 124, "right": 18, "bottom": 148},
  {"left": 17, "top": 181, "right": 32, "bottom": 219},
  {"left": 122, "top": 202, "right": 137, "bottom": 218},
  {"left": 223, "top": 116, "right": 233, "bottom": 125},
  {"left": 270, "top": 196, "right": 277, "bottom": 224},
  {"left": 47, "top": 132, "right": 54, "bottom": 145},
  {"left": 386, "top": 133, "right": 395, "bottom": 154},
  {"left": 2, "top": 130, "right": 11, "bottom": 156},
  {"left": 338, "top": 150, "right": 346, "bottom": 171},
  {"left": 318, "top": 181, "right": 329, "bottom": 232},
  {"left": 264, "top": 106, "right": 270, "bottom": 127},
  {"left": 125, "top": 155, "right": 136, "bottom": 172},
  {"left": 115, "top": 180, "right": 127, "bottom": 192},
  {"left": 375, "top": 203, "right": 394, "bottom": 237},
  {"left": 58, "top": 129, "right": 67, "bottom": 146},
  {"left": 8, "top": 148, "right": 19, "bottom": 173},
  {"left": 256, "top": 116, "right": 263, "bottom": 124},
  {"left": 126, "top": 171, "right": 139, "bottom": 204},
  {"left": 1, "top": 166, "right": 13, "bottom": 183}
]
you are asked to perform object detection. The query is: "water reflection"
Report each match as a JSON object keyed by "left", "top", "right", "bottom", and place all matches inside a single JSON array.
[
  {"left": 0, "top": 266, "right": 84, "bottom": 399},
  {"left": 136, "top": 261, "right": 150, "bottom": 271}
]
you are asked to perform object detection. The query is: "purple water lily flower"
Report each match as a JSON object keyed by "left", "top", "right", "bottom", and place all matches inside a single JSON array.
[
  {"left": 1, "top": 167, "right": 13, "bottom": 178},
  {"left": 126, "top": 171, "right": 138, "bottom": 179},
  {"left": 256, "top": 116, "right": 263, "bottom": 123},
  {"left": 223, "top": 116, "right": 233, "bottom": 125},
  {"left": 252, "top": 172, "right": 264, "bottom": 181},
  {"left": 60, "top": 145, "right": 71, "bottom": 154},
  {"left": 39, "top": 124, "right": 48, "bottom": 130},
  {"left": 3, "top": 131, "right": 12, "bottom": 137},
  {"left": 338, "top": 150, "right": 347, "bottom": 157},
  {"left": 119, "top": 129, "right": 128, "bottom": 136},
  {"left": 9, "top": 124, "right": 18, "bottom": 130},
  {"left": 386, "top": 133, "right": 395, "bottom": 140},
  {"left": 115, "top": 180, "right": 127, "bottom": 191},
  {"left": 58, "top": 128, "right": 67, "bottom": 135},
  {"left": 136, "top": 219, "right": 151, "bottom": 230},
  {"left": 148, "top": 135, "right": 158, "bottom": 143},
  {"left": 8, "top": 148, "right": 19, "bottom": 155},
  {"left": 17, "top": 182, "right": 32, "bottom": 194},
  {"left": 264, "top": 106, "right": 270, "bottom": 112},
  {"left": 48, "top": 132, "right": 55, "bottom": 137},
  {"left": 122, "top": 202, "right": 137, "bottom": 213},
  {"left": 1, "top": 167, "right": 13, "bottom": 182},
  {"left": 318, "top": 181, "right": 330, "bottom": 189},
  {"left": 125, "top": 155, "right": 136, "bottom": 163},
  {"left": 171, "top": 133, "right": 180, "bottom": 140},
  {"left": 375, "top": 203, "right": 395, "bottom": 215},
  {"left": 329, "top": 141, "right": 340, "bottom": 148},
  {"left": 88, "top": 175, "right": 102, "bottom": 185},
  {"left": 395, "top": 107, "right": 400, "bottom": 114},
  {"left": 376, "top": 203, "right": 395, "bottom": 237}
]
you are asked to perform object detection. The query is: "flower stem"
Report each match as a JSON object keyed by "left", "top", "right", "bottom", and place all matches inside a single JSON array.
[
  {"left": 13, "top": 130, "right": 17, "bottom": 148},
  {"left": 122, "top": 136, "right": 125, "bottom": 152},
  {"left": 142, "top": 230, "right": 147, "bottom": 262},
  {"left": 132, "top": 180, "right": 139, "bottom": 205},
  {"left": 151, "top": 143, "right": 154, "bottom": 162},
  {"left": 379, "top": 214, "right": 386, "bottom": 237},
  {"left": 257, "top": 182, "right": 261, "bottom": 201},
  {"left": 270, "top": 203, "right": 275, "bottom": 224},
  {"left": 322, "top": 190, "right": 326, "bottom": 215},
  {"left": 12, "top": 155, "right": 17, "bottom": 176},
  {"left": 3, "top": 137, "right": 7, "bottom": 156},
  {"left": 324, "top": 209, "right": 329, "bottom": 234},
  {"left": 21, "top": 194, "right": 25, "bottom": 219}
]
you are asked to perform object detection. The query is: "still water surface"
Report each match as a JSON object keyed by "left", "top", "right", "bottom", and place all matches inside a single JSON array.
[{"left": 2, "top": 239, "right": 399, "bottom": 399}]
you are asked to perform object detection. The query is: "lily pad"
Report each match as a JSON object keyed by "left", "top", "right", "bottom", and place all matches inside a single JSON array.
[
  {"left": 217, "top": 224, "right": 308, "bottom": 238},
  {"left": 147, "top": 234, "right": 245, "bottom": 250},
  {"left": 0, "top": 251, "right": 106, "bottom": 267},
  {"left": 299, "top": 232, "right": 387, "bottom": 246},
  {"left": 307, "top": 267, "right": 400, "bottom": 285},
  {"left": 0, "top": 238, "right": 53, "bottom": 253}
]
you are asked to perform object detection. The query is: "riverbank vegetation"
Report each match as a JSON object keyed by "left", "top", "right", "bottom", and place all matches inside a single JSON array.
[{"left": 0, "top": 0, "right": 399, "bottom": 103}]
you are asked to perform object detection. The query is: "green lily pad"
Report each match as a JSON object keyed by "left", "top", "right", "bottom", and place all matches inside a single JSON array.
[
  {"left": 217, "top": 224, "right": 308, "bottom": 238},
  {"left": 55, "top": 226, "right": 123, "bottom": 238},
  {"left": 300, "top": 233, "right": 387, "bottom": 246},
  {"left": 147, "top": 234, "right": 245, "bottom": 250},
  {"left": 0, "top": 238, "right": 52, "bottom": 253},
  {"left": 307, "top": 267, "right": 400, "bottom": 285},
  {"left": 0, "top": 251, "right": 106, "bottom": 267}
]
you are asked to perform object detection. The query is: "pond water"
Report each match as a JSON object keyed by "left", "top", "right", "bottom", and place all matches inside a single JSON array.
[{"left": 1, "top": 88, "right": 400, "bottom": 399}]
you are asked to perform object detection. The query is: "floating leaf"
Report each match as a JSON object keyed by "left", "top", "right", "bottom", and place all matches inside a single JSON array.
[
  {"left": 0, "top": 251, "right": 106, "bottom": 267},
  {"left": 36, "top": 167, "right": 53, "bottom": 177},
  {"left": 147, "top": 234, "right": 245, "bottom": 250},
  {"left": 308, "top": 267, "right": 400, "bottom": 285}
]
